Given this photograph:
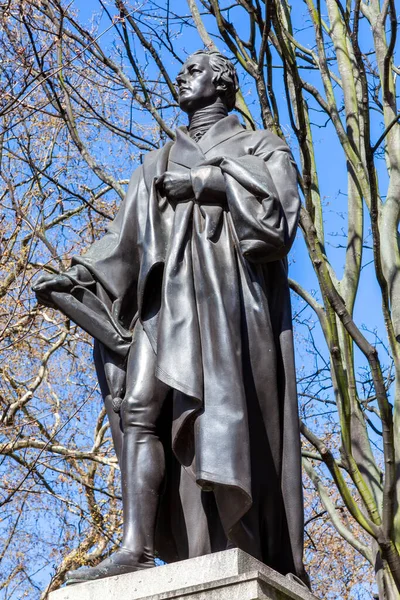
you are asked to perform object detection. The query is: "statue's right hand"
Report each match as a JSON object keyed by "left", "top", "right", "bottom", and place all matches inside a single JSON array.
[{"left": 32, "top": 274, "right": 73, "bottom": 308}]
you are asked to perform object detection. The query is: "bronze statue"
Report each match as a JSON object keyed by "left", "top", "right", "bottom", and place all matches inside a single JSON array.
[{"left": 33, "top": 50, "right": 307, "bottom": 587}]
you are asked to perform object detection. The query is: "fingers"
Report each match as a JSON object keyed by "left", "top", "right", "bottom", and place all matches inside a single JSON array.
[
  {"left": 156, "top": 172, "right": 192, "bottom": 200},
  {"left": 32, "top": 274, "right": 52, "bottom": 292},
  {"left": 155, "top": 173, "right": 166, "bottom": 192},
  {"left": 156, "top": 172, "right": 175, "bottom": 189},
  {"left": 32, "top": 272, "right": 65, "bottom": 292},
  {"left": 156, "top": 173, "right": 175, "bottom": 197},
  {"left": 33, "top": 272, "right": 72, "bottom": 311},
  {"left": 32, "top": 281, "right": 48, "bottom": 293},
  {"left": 32, "top": 279, "right": 56, "bottom": 294}
]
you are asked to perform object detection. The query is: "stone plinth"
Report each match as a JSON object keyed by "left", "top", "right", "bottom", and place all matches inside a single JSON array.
[{"left": 49, "top": 549, "right": 318, "bottom": 600}]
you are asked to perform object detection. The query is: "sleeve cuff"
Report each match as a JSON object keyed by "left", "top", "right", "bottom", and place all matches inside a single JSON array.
[{"left": 65, "top": 264, "right": 95, "bottom": 287}]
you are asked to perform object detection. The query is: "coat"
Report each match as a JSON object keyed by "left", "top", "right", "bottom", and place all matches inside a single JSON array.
[{"left": 50, "top": 114, "right": 305, "bottom": 580}]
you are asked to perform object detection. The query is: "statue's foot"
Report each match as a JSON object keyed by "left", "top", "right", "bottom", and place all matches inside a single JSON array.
[{"left": 65, "top": 548, "right": 154, "bottom": 585}]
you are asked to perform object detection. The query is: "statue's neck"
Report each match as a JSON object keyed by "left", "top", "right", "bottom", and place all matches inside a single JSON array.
[{"left": 188, "top": 101, "right": 228, "bottom": 142}]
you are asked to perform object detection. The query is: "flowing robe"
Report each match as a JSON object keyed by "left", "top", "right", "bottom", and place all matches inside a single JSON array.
[{"left": 51, "top": 115, "right": 305, "bottom": 579}]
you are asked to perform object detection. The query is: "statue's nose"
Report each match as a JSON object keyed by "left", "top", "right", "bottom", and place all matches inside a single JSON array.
[{"left": 176, "top": 72, "right": 187, "bottom": 86}]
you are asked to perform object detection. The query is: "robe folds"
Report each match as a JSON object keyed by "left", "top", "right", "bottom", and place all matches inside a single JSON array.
[{"left": 51, "top": 115, "right": 305, "bottom": 580}]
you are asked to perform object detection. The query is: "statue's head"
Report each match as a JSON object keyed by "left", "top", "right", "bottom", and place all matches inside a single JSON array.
[{"left": 176, "top": 50, "right": 239, "bottom": 114}]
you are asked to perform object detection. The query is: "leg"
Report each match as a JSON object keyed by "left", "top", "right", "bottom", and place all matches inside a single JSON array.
[
  {"left": 119, "top": 321, "right": 170, "bottom": 559},
  {"left": 66, "top": 323, "right": 169, "bottom": 584}
]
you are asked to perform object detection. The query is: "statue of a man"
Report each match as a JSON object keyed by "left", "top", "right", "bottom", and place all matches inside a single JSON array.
[{"left": 33, "top": 50, "right": 307, "bottom": 586}]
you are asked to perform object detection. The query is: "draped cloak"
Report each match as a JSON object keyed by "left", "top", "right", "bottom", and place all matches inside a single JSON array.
[{"left": 51, "top": 115, "right": 305, "bottom": 579}]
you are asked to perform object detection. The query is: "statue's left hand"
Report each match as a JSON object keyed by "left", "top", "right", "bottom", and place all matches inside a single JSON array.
[
  {"left": 156, "top": 172, "right": 193, "bottom": 201},
  {"left": 32, "top": 273, "right": 73, "bottom": 309}
]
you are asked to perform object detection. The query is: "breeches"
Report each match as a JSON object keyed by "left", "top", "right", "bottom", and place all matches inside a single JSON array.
[{"left": 120, "top": 321, "right": 170, "bottom": 431}]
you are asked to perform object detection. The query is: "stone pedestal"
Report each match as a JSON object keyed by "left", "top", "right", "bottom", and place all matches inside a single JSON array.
[{"left": 49, "top": 549, "right": 318, "bottom": 600}]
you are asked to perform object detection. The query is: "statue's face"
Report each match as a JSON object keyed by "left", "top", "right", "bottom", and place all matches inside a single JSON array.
[{"left": 176, "top": 54, "right": 220, "bottom": 113}]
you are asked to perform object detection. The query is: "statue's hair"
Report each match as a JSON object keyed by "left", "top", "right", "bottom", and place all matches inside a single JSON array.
[{"left": 191, "top": 50, "right": 239, "bottom": 111}]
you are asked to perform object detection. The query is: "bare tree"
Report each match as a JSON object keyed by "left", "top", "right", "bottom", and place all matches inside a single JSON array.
[{"left": 0, "top": 0, "right": 399, "bottom": 598}]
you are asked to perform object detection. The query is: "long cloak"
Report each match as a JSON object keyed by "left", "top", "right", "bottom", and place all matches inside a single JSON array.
[{"left": 51, "top": 115, "right": 305, "bottom": 579}]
